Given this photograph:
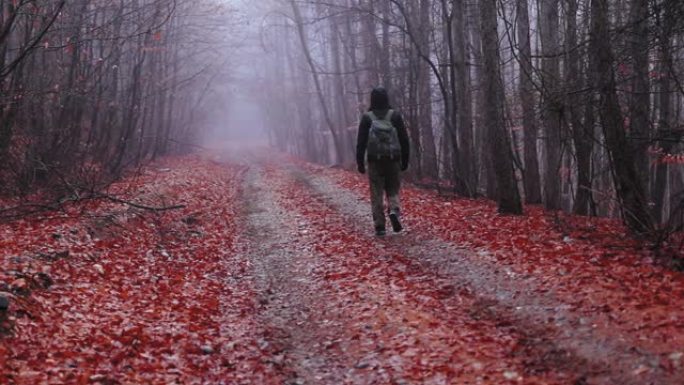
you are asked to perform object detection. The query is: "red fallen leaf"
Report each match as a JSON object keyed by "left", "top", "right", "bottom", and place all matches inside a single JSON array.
[
  {"left": 93, "top": 264, "right": 105, "bottom": 276},
  {"left": 633, "top": 365, "right": 650, "bottom": 375},
  {"left": 10, "top": 278, "right": 27, "bottom": 290}
]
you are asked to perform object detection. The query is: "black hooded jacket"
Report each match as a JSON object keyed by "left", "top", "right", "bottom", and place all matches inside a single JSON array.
[{"left": 356, "top": 88, "right": 410, "bottom": 168}]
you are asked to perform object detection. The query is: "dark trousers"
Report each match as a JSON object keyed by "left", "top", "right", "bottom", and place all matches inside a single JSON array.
[{"left": 367, "top": 159, "right": 401, "bottom": 229}]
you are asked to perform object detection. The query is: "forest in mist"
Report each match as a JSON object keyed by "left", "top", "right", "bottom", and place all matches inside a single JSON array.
[
  {"left": 0, "top": 0, "right": 237, "bottom": 196},
  {"left": 2, "top": 0, "right": 684, "bottom": 238},
  {"left": 3, "top": 3, "right": 684, "bottom": 383},
  {"left": 255, "top": 0, "right": 684, "bottom": 237}
]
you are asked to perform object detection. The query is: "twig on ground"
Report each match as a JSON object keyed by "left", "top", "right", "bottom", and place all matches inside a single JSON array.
[
  {"left": 0, "top": 192, "right": 185, "bottom": 222},
  {"left": 95, "top": 193, "right": 186, "bottom": 212}
]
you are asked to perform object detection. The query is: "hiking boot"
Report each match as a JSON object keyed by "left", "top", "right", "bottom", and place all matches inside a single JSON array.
[
  {"left": 375, "top": 227, "right": 386, "bottom": 237},
  {"left": 389, "top": 212, "right": 403, "bottom": 233}
]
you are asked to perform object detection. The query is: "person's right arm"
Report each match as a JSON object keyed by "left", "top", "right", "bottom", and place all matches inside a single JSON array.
[{"left": 356, "top": 114, "right": 371, "bottom": 173}]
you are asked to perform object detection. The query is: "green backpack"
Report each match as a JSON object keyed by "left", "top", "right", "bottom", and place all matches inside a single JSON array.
[{"left": 366, "top": 110, "right": 401, "bottom": 160}]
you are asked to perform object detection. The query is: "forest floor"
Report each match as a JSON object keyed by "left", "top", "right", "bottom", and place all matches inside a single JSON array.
[{"left": 1, "top": 147, "right": 683, "bottom": 385}]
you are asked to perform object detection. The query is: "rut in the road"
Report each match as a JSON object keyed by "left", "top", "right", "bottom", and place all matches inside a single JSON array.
[
  {"left": 238, "top": 163, "right": 575, "bottom": 385},
  {"left": 239, "top": 167, "right": 349, "bottom": 383}
]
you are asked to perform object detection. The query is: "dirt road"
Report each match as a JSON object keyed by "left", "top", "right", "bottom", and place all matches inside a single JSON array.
[{"left": 2, "top": 151, "right": 682, "bottom": 384}]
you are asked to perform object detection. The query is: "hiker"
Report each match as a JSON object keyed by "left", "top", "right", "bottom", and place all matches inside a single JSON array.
[{"left": 356, "top": 87, "right": 410, "bottom": 236}]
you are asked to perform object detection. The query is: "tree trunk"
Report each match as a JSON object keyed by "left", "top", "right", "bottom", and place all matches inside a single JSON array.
[
  {"left": 517, "top": 0, "right": 542, "bottom": 204},
  {"left": 344, "top": 0, "right": 365, "bottom": 116},
  {"left": 469, "top": 0, "right": 496, "bottom": 198},
  {"left": 628, "top": 0, "right": 651, "bottom": 192},
  {"left": 418, "top": 0, "right": 438, "bottom": 179},
  {"left": 441, "top": 0, "right": 470, "bottom": 196},
  {"left": 331, "top": 19, "right": 352, "bottom": 164},
  {"left": 540, "top": 0, "right": 562, "bottom": 210},
  {"left": 380, "top": 0, "right": 391, "bottom": 89},
  {"left": 652, "top": 4, "right": 676, "bottom": 224},
  {"left": 566, "top": 0, "right": 594, "bottom": 215},
  {"left": 454, "top": 0, "right": 476, "bottom": 195},
  {"left": 361, "top": 0, "right": 380, "bottom": 87},
  {"left": 591, "top": 0, "right": 654, "bottom": 234},
  {"left": 480, "top": 0, "right": 523, "bottom": 214},
  {"left": 289, "top": 0, "right": 343, "bottom": 163}
]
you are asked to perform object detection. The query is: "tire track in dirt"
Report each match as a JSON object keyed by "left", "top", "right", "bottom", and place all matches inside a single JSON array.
[
  {"left": 237, "top": 166, "right": 342, "bottom": 384},
  {"left": 286, "top": 165, "right": 682, "bottom": 385}
]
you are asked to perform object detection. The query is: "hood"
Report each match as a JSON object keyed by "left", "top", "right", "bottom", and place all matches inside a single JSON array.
[{"left": 369, "top": 87, "right": 391, "bottom": 111}]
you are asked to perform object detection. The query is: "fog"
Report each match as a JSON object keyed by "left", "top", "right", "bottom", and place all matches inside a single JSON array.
[
  {"left": 199, "top": 76, "right": 270, "bottom": 148},
  {"left": 195, "top": 0, "right": 363, "bottom": 161},
  {"left": 5, "top": 0, "right": 682, "bottom": 223},
  {"left": 195, "top": 0, "right": 275, "bottom": 149}
]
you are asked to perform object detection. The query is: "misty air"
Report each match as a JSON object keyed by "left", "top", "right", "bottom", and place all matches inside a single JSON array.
[{"left": 1, "top": 0, "right": 684, "bottom": 384}]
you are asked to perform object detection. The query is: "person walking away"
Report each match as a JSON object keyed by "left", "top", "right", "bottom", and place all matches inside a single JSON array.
[{"left": 356, "top": 87, "right": 410, "bottom": 236}]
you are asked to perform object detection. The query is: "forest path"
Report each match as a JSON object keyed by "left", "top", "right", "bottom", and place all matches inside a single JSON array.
[
  {"left": 235, "top": 159, "right": 566, "bottom": 385},
  {"left": 229, "top": 149, "right": 684, "bottom": 385},
  {"left": 3, "top": 150, "right": 682, "bottom": 384}
]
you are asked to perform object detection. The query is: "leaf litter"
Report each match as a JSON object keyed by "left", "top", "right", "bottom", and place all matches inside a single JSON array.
[
  {"left": 305, "top": 161, "right": 684, "bottom": 381},
  {"left": 1, "top": 156, "right": 281, "bottom": 385},
  {"left": 1, "top": 152, "right": 683, "bottom": 384}
]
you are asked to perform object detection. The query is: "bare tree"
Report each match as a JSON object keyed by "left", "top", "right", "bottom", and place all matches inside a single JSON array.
[
  {"left": 540, "top": 0, "right": 562, "bottom": 210},
  {"left": 418, "top": 0, "right": 439, "bottom": 180},
  {"left": 481, "top": 0, "right": 523, "bottom": 214},
  {"left": 517, "top": 0, "right": 542, "bottom": 204},
  {"left": 628, "top": 0, "right": 651, "bottom": 189},
  {"left": 590, "top": 0, "right": 654, "bottom": 234}
]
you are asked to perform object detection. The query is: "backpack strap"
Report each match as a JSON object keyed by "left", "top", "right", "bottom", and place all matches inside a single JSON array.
[
  {"left": 367, "top": 111, "right": 378, "bottom": 121},
  {"left": 367, "top": 110, "right": 393, "bottom": 121},
  {"left": 386, "top": 109, "right": 394, "bottom": 122}
]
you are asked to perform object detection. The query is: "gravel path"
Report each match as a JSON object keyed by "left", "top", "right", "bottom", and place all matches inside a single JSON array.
[{"left": 235, "top": 161, "right": 565, "bottom": 384}]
